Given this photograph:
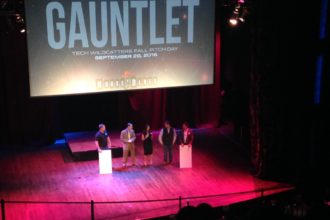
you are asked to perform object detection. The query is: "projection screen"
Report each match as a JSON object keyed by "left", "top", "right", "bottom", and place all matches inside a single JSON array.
[{"left": 25, "top": 0, "right": 215, "bottom": 97}]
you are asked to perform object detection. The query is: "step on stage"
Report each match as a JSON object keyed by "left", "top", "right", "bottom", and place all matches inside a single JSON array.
[{"left": 64, "top": 130, "right": 124, "bottom": 161}]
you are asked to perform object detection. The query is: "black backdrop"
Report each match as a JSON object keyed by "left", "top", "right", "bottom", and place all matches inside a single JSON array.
[{"left": 248, "top": 0, "right": 330, "bottom": 185}]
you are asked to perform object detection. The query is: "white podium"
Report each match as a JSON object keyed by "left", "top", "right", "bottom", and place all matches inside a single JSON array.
[
  {"left": 179, "top": 145, "right": 192, "bottom": 168},
  {"left": 98, "top": 149, "right": 112, "bottom": 174}
]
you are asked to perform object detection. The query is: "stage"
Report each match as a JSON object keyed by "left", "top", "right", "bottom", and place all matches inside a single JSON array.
[{"left": 0, "top": 127, "right": 292, "bottom": 220}]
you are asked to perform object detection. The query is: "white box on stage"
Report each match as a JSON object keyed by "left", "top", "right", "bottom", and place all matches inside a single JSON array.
[
  {"left": 98, "top": 149, "right": 112, "bottom": 174},
  {"left": 179, "top": 145, "right": 192, "bottom": 168}
]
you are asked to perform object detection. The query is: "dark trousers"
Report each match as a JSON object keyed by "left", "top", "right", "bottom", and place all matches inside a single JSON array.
[{"left": 163, "top": 144, "right": 173, "bottom": 163}]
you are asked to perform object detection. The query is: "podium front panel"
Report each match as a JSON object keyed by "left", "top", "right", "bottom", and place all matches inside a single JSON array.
[
  {"left": 98, "top": 150, "right": 112, "bottom": 174},
  {"left": 179, "top": 145, "right": 192, "bottom": 168}
]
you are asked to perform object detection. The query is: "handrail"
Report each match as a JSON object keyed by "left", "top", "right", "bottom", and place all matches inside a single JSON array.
[
  {"left": 1, "top": 185, "right": 295, "bottom": 220},
  {"left": 2, "top": 185, "right": 294, "bottom": 204}
]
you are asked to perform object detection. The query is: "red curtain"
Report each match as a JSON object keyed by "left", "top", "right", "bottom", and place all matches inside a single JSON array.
[{"left": 121, "top": 29, "right": 222, "bottom": 131}]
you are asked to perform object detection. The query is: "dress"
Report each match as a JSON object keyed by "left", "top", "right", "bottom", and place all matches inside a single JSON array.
[{"left": 143, "top": 131, "right": 153, "bottom": 155}]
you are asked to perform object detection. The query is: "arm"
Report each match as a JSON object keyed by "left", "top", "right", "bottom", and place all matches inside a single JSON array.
[
  {"left": 173, "top": 128, "right": 177, "bottom": 145},
  {"left": 141, "top": 133, "right": 145, "bottom": 141},
  {"left": 120, "top": 131, "right": 125, "bottom": 142},
  {"left": 158, "top": 129, "right": 163, "bottom": 145},
  {"left": 179, "top": 131, "right": 183, "bottom": 145},
  {"left": 188, "top": 131, "right": 194, "bottom": 146},
  {"left": 131, "top": 130, "right": 136, "bottom": 142},
  {"left": 107, "top": 136, "right": 111, "bottom": 147},
  {"left": 95, "top": 140, "right": 102, "bottom": 152}
]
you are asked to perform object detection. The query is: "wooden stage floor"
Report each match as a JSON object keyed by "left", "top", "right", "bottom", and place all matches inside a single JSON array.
[{"left": 0, "top": 127, "right": 292, "bottom": 220}]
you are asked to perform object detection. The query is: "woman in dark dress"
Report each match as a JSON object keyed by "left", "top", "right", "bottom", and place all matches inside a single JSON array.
[{"left": 141, "top": 124, "right": 153, "bottom": 166}]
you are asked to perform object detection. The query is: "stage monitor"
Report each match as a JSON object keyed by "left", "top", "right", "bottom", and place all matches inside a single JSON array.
[{"left": 25, "top": 0, "right": 215, "bottom": 97}]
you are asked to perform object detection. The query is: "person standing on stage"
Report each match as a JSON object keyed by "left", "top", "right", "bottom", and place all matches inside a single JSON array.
[
  {"left": 158, "top": 120, "right": 177, "bottom": 165},
  {"left": 179, "top": 122, "right": 194, "bottom": 147},
  {"left": 120, "top": 122, "right": 136, "bottom": 167},
  {"left": 95, "top": 124, "right": 112, "bottom": 152},
  {"left": 141, "top": 124, "right": 153, "bottom": 167}
]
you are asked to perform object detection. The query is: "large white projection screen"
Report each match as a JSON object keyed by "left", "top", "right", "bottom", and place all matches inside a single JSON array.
[{"left": 25, "top": 0, "right": 215, "bottom": 97}]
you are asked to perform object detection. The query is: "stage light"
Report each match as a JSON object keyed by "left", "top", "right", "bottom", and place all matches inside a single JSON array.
[
  {"left": 14, "top": 14, "right": 26, "bottom": 33},
  {"left": 228, "top": 1, "right": 249, "bottom": 27},
  {"left": 229, "top": 18, "right": 238, "bottom": 26},
  {"left": 16, "top": 15, "right": 24, "bottom": 23},
  {"left": 229, "top": 6, "right": 240, "bottom": 26},
  {"left": 238, "top": 7, "right": 248, "bottom": 23}
]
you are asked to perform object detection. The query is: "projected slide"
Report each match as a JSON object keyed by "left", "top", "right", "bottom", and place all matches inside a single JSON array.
[{"left": 25, "top": 0, "right": 215, "bottom": 97}]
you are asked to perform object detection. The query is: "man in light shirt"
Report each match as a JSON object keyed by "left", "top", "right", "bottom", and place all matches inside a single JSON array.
[{"left": 120, "top": 122, "right": 136, "bottom": 167}]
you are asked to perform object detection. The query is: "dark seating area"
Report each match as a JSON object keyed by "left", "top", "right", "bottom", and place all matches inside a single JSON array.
[{"left": 154, "top": 187, "right": 330, "bottom": 220}]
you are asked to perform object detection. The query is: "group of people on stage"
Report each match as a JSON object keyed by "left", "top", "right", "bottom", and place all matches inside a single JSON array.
[{"left": 95, "top": 121, "right": 194, "bottom": 168}]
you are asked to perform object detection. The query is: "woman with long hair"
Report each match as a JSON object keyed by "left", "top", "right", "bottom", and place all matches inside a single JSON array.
[{"left": 141, "top": 124, "right": 153, "bottom": 166}]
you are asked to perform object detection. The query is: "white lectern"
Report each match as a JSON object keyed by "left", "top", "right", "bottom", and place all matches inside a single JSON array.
[
  {"left": 98, "top": 149, "right": 112, "bottom": 174},
  {"left": 179, "top": 145, "right": 192, "bottom": 168}
]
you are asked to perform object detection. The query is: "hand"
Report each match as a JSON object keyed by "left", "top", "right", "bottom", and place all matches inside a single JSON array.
[{"left": 98, "top": 149, "right": 102, "bottom": 153}]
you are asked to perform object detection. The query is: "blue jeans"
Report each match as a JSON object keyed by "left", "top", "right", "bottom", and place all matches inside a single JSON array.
[{"left": 163, "top": 144, "right": 173, "bottom": 163}]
